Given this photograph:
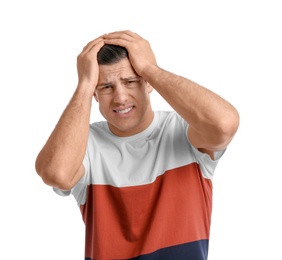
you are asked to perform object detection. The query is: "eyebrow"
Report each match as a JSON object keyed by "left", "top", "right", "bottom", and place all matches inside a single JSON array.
[
  {"left": 120, "top": 76, "right": 141, "bottom": 81},
  {"left": 97, "top": 82, "right": 112, "bottom": 87},
  {"left": 97, "top": 76, "right": 141, "bottom": 87}
]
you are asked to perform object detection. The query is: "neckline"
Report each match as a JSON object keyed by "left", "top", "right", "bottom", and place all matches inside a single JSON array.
[{"left": 105, "top": 112, "right": 159, "bottom": 142}]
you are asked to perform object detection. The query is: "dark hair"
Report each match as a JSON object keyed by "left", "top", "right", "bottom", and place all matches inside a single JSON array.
[{"left": 97, "top": 44, "right": 128, "bottom": 65}]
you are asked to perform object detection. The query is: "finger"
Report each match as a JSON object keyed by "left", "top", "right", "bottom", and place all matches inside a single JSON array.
[
  {"left": 104, "top": 30, "right": 140, "bottom": 41},
  {"left": 83, "top": 36, "right": 105, "bottom": 51},
  {"left": 77, "top": 38, "right": 105, "bottom": 62},
  {"left": 103, "top": 37, "right": 130, "bottom": 48},
  {"left": 82, "top": 34, "right": 106, "bottom": 53},
  {"left": 80, "top": 40, "right": 104, "bottom": 59},
  {"left": 103, "top": 31, "right": 137, "bottom": 48}
]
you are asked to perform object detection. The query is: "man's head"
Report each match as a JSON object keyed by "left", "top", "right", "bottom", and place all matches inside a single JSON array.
[
  {"left": 97, "top": 44, "right": 128, "bottom": 65},
  {"left": 95, "top": 44, "right": 154, "bottom": 137}
]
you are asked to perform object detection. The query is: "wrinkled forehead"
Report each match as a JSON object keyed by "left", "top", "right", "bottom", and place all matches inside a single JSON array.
[{"left": 98, "top": 58, "right": 138, "bottom": 83}]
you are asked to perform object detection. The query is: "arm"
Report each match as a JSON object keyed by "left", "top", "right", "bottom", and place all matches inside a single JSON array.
[
  {"left": 142, "top": 67, "right": 239, "bottom": 156},
  {"left": 104, "top": 31, "right": 239, "bottom": 157},
  {"left": 35, "top": 36, "right": 105, "bottom": 190}
]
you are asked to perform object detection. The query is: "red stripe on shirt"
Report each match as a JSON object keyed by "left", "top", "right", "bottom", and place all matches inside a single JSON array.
[{"left": 80, "top": 163, "right": 212, "bottom": 259}]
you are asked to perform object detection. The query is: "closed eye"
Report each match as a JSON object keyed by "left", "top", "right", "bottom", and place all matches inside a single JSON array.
[
  {"left": 96, "top": 84, "right": 113, "bottom": 94},
  {"left": 103, "top": 84, "right": 112, "bottom": 89},
  {"left": 128, "top": 80, "right": 138, "bottom": 83},
  {"left": 125, "top": 78, "right": 140, "bottom": 87}
]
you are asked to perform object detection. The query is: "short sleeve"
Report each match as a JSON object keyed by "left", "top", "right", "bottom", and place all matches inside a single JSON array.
[
  {"left": 53, "top": 149, "right": 90, "bottom": 205},
  {"left": 187, "top": 126, "right": 226, "bottom": 179}
]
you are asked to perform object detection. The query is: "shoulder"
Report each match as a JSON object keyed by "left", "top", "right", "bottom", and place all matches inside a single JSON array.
[
  {"left": 155, "top": 110, "right": 186, "bottom": 123},
  {"left": 90, "top": 120, "right": 108, "bottom": 131},
  {"left": 155, "top": 110, "right": 188, "bottom": 131},
  {"left": 88, "top": 121, "right": 112, "bottom": 139}
]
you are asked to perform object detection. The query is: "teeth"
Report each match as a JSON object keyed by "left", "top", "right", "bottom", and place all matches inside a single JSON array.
[{"left": 116, "top": 107, "right": 133, "bottom": 114}]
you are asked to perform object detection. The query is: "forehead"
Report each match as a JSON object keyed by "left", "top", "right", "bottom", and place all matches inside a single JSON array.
[{"left": 98, "top": 58, "right": 138, "bottom": 83}]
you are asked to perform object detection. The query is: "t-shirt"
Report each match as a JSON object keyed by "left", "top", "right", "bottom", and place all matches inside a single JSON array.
[{"left": 54, "top": 111, "right": 225, "bottom": 260}]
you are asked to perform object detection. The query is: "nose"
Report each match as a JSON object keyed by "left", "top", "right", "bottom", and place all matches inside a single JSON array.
[{"left": 113, "top": 84, "right": 128, "bottom": 104}]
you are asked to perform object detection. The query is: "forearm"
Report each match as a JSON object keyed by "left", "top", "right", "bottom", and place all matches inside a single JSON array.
[
  {"left": 35, "top": 84, "right": 93, "bottom": 188},
  {"left": 142, "top": 65, "right": 239, "bottom": 149}
]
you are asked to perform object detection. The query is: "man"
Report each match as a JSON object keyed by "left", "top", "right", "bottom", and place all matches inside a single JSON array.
[{"left": 35, "top": 30, "right": 239, "bottom": 259}]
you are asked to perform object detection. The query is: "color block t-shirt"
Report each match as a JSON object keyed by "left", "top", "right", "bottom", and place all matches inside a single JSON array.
[{"left": 54, "top": 111, "right": 225, "bottom": 260}]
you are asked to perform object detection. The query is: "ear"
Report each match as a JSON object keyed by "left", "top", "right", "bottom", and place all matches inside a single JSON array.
[
  {"left": 146, "top": 82, "right": 154, "bottom": 94},
  {"left": 93, "top": 91, "right": 99, "bottom": 102}
]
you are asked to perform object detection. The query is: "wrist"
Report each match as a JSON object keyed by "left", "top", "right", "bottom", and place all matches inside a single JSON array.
[
  {"left": 74, "top": 82, "right": 96, "bottom": 102},
  {"left": 140, "top": 64, "right": 160, "bottom": 82}
]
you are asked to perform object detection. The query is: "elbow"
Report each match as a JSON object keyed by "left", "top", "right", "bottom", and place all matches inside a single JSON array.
[
  {"left": 35, "top": 157, "right": 74, "bottom": 191},
  {"left": 216, "top": 109, "right": 240, "bottom": 149},
  {"left": 226, "top": 107, "right": 240, "bottom": 136},
  {"left": 190, "top": 107, "right": 240, "bottom": 151}
]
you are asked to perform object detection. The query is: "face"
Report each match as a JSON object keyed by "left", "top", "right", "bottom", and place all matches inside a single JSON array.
[{"left": 94, "top": 58, "right": 154, "bottom": 137}]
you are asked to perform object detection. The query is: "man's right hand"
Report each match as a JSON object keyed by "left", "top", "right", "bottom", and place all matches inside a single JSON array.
[
  {"left": 76, "top": 36, "right": 105, "bottom": 92},
  {"left": 35, "top": 35, "right": 105, "bottom": 191}
]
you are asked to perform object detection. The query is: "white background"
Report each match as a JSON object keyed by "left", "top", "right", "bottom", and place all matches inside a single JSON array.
[{"left": 1, "top": 0, "right": 281, "bottom": 259}]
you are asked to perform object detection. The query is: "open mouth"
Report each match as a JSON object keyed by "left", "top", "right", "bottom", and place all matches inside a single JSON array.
[{"left": 114, "top": 106, "right": 134, "bottom": 114}]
